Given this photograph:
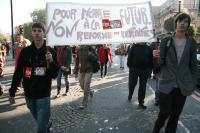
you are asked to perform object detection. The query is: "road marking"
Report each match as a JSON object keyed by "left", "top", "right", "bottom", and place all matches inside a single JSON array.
[
  {"left": 192, "top": 91, "right": 200, "bottom": 102},
  {"left": 194, "top": 90, "right": 200, "bottom": 97},
  {"left": 147, "top": 83, "right": 191, "bottom": 133},
  {"left": 178, "top": 121, "right": 191, "bottom": 133}
]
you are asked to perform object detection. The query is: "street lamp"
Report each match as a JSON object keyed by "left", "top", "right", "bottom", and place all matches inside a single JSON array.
[
  {"left": 10, "top": 0, "right": 14, "bottom": 58},
  {"left": 178, "top": 0, "right": 181, "bottom": 13}
]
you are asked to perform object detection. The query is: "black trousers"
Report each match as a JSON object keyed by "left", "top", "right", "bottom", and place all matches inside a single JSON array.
[
  {"left": 128, "top": 68, "right": 150, "bottom": 104},
  {"left": 152, "top": 88, "right": 186, "bottom": 133},
  {"left": 100, "top": 61, "right": 108, "bottom": 77}
]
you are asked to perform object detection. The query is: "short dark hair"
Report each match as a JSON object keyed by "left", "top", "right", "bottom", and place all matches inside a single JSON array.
[
  {"left": 32, "top": 22, "right": 45, "bottom": 32},
  {"left": 174, "top": 13, "right": 191, "bottom": 29}
]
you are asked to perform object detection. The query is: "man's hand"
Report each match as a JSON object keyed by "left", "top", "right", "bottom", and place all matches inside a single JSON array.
[
  {"left": 153, "top": 50, "right": 160, "bottom": 58},
  {"left": 45, "top": 52, "right": 53, "bottom": 63},
  {"left": 9, "top": 97, "right": 15, "bottom": 104}
]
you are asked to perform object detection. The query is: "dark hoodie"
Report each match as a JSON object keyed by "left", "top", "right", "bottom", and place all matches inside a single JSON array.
[
  {"left": 127, "top": 43, "right": 153, "bottom": 70},
  {"left": 9, "top": 41, "right": 58, "bottom": 99}
]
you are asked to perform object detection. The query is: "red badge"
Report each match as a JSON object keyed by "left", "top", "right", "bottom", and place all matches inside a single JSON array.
[
  {"left": 24, "top": 67, "right": 32, "bottom": 78},
  {"left": 102, "top": 19, "right": 110, "bottom": 30}
]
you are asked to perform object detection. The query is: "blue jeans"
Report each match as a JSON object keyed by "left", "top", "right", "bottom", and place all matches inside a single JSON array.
[
  {"left": 57, "top": 69, "right": 69, "bottom": 89},
  {"left": 119, "top": 55, "right": 125, "bottom": 68},
  {"left": 25, "top": 97, "right": 50, "bottom": 133}
]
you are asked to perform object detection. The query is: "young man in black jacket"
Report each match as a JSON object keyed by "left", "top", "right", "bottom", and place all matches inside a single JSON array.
[
  {"left": 9, "top": 23, "right": 58, "bottom": 133},
  {"left": 127, "top": 42, "right": 153, "bottom": 109}
]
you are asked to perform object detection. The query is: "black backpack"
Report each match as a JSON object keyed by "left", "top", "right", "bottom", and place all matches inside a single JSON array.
[{"left": 93, "top": 60, "right": 100, "bottom": 73}]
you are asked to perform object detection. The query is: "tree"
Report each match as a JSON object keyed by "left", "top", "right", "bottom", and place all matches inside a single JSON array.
[
  {"left": 187, "top": 24, "right": 197, "bottom": 37},
  {"left": 0, "top": 34, "right": 6, "bottom": 42},
  {"left": 30, "top": 9, "right": 46, "bottom": 25},
  {"left": 14, "top": 22, "right": 33, "bottom": 41},
  {"left": 23, "top": 22, "right": 33, "bottom": 41},
  {"left": 13, "top": 9, "right": 46, "bottom": 42}
]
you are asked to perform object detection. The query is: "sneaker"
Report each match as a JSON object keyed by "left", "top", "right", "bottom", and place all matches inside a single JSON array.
[
  {"left": 56, "top": 93, "right": 61, "bottom": 98},
  {"left": 63, "top": 93, "right": 67, "bottom": 96},
  {"left": 47, "top": 122, "right": 52, "bottom": 133},
  {"left": 79, "top": 102, "right": 87, "bottom": 109},
  {"left": 63, "top": 90, "right": 68, "bottom": 96},
  {"left": 138, "top": 104, "right": 147, "bottom": 109},
  {"left": 79, "top": 104, "right": 86, "bottom": 109}
]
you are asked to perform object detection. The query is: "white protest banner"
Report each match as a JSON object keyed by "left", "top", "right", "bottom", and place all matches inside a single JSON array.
[{"left": 46, "top": 2, "right": 154, "bottom": 45}]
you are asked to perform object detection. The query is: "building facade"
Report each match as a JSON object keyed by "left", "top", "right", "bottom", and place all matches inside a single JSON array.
[{"left": 152, "top": 0, "right": 200, "bottom": 42}]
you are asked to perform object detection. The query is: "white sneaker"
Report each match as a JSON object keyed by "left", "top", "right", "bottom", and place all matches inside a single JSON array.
[
  {"left": 79, "top": 105, "right": 86, "bottom": 109},
  {"left": 79, "top": 103, "right": 87, "bottom": 109},
  {"left": 55, "top": 93, "right": 61, "bottom": 98}
]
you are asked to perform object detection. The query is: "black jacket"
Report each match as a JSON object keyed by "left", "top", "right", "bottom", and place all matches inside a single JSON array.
[
  {"left": 9, "top": 41, "right": 58, "bottom": 99},
  {"left": 127, "top": 44, "right": 153, "bottom": 69}
]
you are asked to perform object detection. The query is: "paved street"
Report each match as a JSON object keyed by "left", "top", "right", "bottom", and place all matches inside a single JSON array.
[{"left": 0, "top": 55, "right": 200, "bottom": 133}]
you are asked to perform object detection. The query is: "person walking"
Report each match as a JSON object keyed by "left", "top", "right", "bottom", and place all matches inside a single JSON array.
[
  {"left": 98, "top": 44, "right": 112, "bottom": 78},
  {"left": 115, "top": 43, "right": 127, "bottom": 69},
  {"left": 56, "top": 45, "right": 72, "bottom": 97},
  {"left": 118, "top": 43, "right": 127, "bottom": 69},
  {"left": 13, "top": 33, "right": 31, "bottom": 59},
  {"left": 9, "top": 23, "right": 59, "bottom": 133},
  {"left": 74, "top": 45, "right": 98, "bottom": 109},
  {"left": 13, "top": 33, "right": 31, "bottom": 92},
  {"left": 152, "top": 13, "right": 197, "bottom": 133},
  {"left": 0, "top": 42, "right": 6, "bottom": 77},
  {"left": 127, "top": 42, "right": 153, "bottom": 109}
]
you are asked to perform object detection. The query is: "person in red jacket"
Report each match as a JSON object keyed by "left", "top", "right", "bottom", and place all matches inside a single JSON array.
[{"left": 98, "top": 44, "right": 112, "bottom": 78}]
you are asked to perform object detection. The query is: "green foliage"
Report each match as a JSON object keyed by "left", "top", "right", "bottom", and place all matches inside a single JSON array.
[
  {"left": 13, "top": 8, "right": 46, "bottom": 42},
  {"left": 23, "top": 22, "right": 33, "bottom": 41},
  {"left": 187, "top": 24, "right": 197, "bottom": 37},
  {"left": 30, "top": 9, "right": 46, "bottom": 25},
  {"left": 14, "top": 22, "right": 33, "bottom": 42},
  {"left": 0, "top": 34, "right": 6, "bottom": 41},
  {"left": 163, "top": 17, "right": 175, "bottom": 32}
]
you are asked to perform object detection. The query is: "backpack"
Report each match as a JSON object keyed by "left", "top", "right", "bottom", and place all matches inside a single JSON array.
[{"left": 93, "top": 60, "right": 100, "bottom": 73}]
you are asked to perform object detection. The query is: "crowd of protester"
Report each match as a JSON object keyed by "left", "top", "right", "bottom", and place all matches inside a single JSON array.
[{"left": 0, "top": 12, "right": 198, "bottom": 133}]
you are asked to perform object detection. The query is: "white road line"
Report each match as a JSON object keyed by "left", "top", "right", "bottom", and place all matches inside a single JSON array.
[
  {"left": 194, "top": 90, "right": 200, "bottom": 97},
  {"left": 147, "top": 83, "right": 191, "bottom": 133},
  {"left": 192, "top": 90, "right": 200, "bottom": 103},
  {"left": 178, "top": 121, "right": 191, "bottom": 133}
]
